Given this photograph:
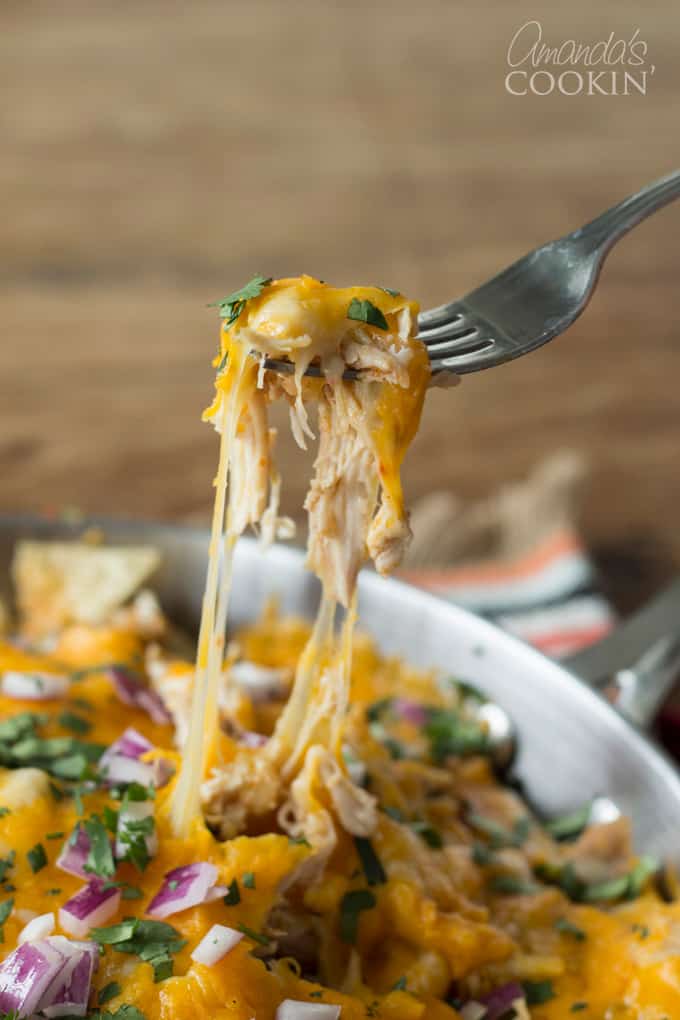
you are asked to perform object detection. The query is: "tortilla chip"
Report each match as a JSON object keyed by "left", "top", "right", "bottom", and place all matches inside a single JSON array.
[{"left": 12, "top": 540, "right": 161, "bottom": 637}]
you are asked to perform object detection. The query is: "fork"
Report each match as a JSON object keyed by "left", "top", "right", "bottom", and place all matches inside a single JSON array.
[{"left": 265, "top": 170, "right": 680, "bottom": 379}]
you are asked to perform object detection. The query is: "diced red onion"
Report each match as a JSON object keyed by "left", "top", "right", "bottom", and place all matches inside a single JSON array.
[
  {"left": 275, "top": 1001, "right": 341, "bottom": 1020},
  {"left": 116, "top": 799, "right": 157, "bottom": 860},
  {"left": 0, "top": 939, "right": 66, "bottom": 1017},
  {"left": 460, "top": 1004, "right": 487, "bottom": 1020},
  {"left": 1, "top": 671, "right": 69, "bottom": 701},
  {"left": 480, "top": 983, "right": 525, "bottom": 1020},
  {"left": 107, "top": 667, "right": 172, "bottom": 725},
  {"left": 18, "top": 912, "right": 55, "bottom": 944},
  {"left": 203, "top": 885, "right": 229, "bottom": 902},
  {"left": 190, "top": 924, "right": 243, "bottom": 966},
  {"left": 391, "top": 698, "right": 428, "bottom": 727},
  {"left": 56, "top": 827, "right": 92, "bottom": 879},
  {"left": 230, "top": 661, "right": 287, "bottom": 702},
  {"left": 42, "top": 940, "right": 98, "bottom": 1017},
  {"left": 104, "top": 727, "right": 153, "bottom": 760},
  {"left": 59, "top": 881, "right": 121, "bottom": 938},
  {"left": 147, "top": 862, "right": 219, "bottom": 919}
]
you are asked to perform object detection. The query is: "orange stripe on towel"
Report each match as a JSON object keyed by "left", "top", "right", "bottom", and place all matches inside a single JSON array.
[
  {"left": 527, "top": 621, "right": 613, "bottom": 655},
  {"left": 400, "top": 528, "right": 584, "bottom": 591}
]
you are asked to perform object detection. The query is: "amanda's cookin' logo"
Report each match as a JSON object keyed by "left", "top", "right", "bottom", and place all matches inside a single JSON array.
[{"left": 505, "top": 21, "right": 655, "bottom": 96}]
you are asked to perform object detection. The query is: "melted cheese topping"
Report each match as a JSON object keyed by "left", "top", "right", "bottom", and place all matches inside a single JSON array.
[{"left": 1, "top": 620, "right": 680, "bottom": 1020}]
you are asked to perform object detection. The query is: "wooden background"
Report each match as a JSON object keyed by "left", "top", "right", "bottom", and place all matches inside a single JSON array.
[{"left": 1, "top": 0, "right": 679, "bottom": 608}]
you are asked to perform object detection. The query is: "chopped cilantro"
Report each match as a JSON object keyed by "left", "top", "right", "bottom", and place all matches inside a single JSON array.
[
  {"left": 288, "top": 836, "right": 311, "bottom": 847},
  {"left": 381, "top": 287, "right": 400, "bottom": 297},
  {"left": 58, "top": 711, "right": 92, "bottom": 735},
  {"left": 83, "top": 816, "right": 116, "bottom": 878},
  {"left": 467, "top": 813, "right": 530, "bottom": 849},
  {"left": 347, "top": 298, "right": 389, "bottom": 331},
  {"left": 223, "top": 879, "right": 240, "bottom": 905},
  {"left": 0, "top": 897, "right": 14, "bottom": 942},
  {"left": 91, "top": 918, "right": 186, "bottom": 983},
  {"left": 382, "top": 805, "right": 405, "bottom": 822},
  {"left": 354, "top": 837, "right": 386, "bottom": 886},
  {"left": 339, "top": 889, "right": 376, "bottom": 944},
  {"left": 632, "top": 922, "right": 650, "bottom": 939},
  {"left": 27, "top": 843, "right": 47, "bottom": 873},
  {"left": 490, "top": 875, "right": 538, "bottom": 896},
  {"left": 545, "top": 802, "right": 592, "bottom": 841},
  {"left": 242, "top": 871, "right": 255, "bottom": 889},
  {"left": 425, "top": 708, "right": 490, "bottom": 761},
  {"left": 570, "top": 1005, "right": 588, "bottom": 1013},
  {"left": 237, "top": 923, "right": 270, "bottom": 946},
  {"left": 47, "top": 888, "right": 62, "bottom": 896},
  {"left": 209, "top": 275, "right": 272, "bottom": 327},
  {"left": 409, "top": 820, "right": 443, "bottom": 849},
  {"left": 472, "top": 842, "right": 495, "bottom": 866},
  {"left": 102, "top": 806, "right": 119, "bottom": 833},
  {"left": 523, "top": 979, "right": 555, "bottom": 1004},
  {"left": 0, "top": 808, "right": 10, "bottom": 819},
  {"left": 167, "top": 880, "right": 179, "bottom": 892},
  {"left": 391, "top": 977, "right": 407, "bottom": 991},
  {"left": 555, "top": 916, "right": 587, "bottom": 941},
  {"left": 0, "top": 851, "right": 15, "bottom": 883},
  {"left": 46, "top": 831, "right": 65, "bottom": 840},
  {"left": 98, "top": 982, "right": 122, "bottom": 1005}
]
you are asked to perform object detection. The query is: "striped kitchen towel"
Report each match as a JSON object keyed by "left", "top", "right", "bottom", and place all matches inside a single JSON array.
[{"left": 400, "top": 451, "right": 616, "bottom": 659}]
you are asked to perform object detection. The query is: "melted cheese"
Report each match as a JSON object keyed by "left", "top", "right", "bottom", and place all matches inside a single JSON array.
[{"left": 170, "top": 276, "right": 428, "bottom": 836}]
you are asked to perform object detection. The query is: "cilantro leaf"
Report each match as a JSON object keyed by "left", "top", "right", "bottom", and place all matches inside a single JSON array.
[
  {"left": 347, "top": 298, "right": 388, "bottom": 331},
  {"left": 524, "top": 980, "right": 555, "bottom": 1005},
  {"left": 545, "top": 802, "right": 592, "bottom": 841},
  {"left": 223, "top": 879, "right": 240, "bottom": 905},
  {"left": 58, "top": 711, "right": 92, "bottom": 736},
  {"left": 0, "top": 897, "right": 14, "bottom": 942},
  {"left": 339, "top": 889, "right": 376, "bottom": 944},
  {"left": 555, "top": 916, "right": 587, "bottom": 941},
  {"left": 27, "top": 843, "right": 47, "bottom": 873},
  {"left": 208, "top": 275, "right": 272, "bottom": 327},
  {"left": 83, "top": 816, "right": 115, "bottom": 879},
  {"left": 242, "top": 871, "right": 255, "bottom": 889},
  {"left": 354, "top": 837, "right": 386, "bottom": 886},
  {"left": 237, "top": 923, "right": 270, "bottom": 946},
  {"left": 0, "top": 808, "right": 10, "bottom": 819},
  {"left": 98, "top": 982, "right": 121, "bottom": 1005}
]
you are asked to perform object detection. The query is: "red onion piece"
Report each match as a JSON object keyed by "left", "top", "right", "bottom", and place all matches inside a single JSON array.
[
  {"left": 104, "top": 727, "right": 153, "bottom": 760},
  {"left": 18, "top": 912, "right": 55, "bottom": 944},
  {"left": 203, "top": 885, "right": 229, "bottom": 902},
  {"left": 106, "top": 667, "right": 172, "bottom": 725},
  {"left": 1, "top": 671, "right": 69, "bottom": 701},
  {"left": 190, "top": 924, "right": 243, "bottom": 965},
  {"left": 391, "top": 698, "right": 428, "bottom": 727},
  {"left": 42, "top": 940, "right": 98, "bottom": 1017},
  {"left": 56, "top": 827, "right": 92, "bottom": 879},
  {"left": 275, "top": 1001, "right": 341, "bottom": 1020},
  {"left": 480, "top": 983, "right": 525, "bottom": 1020},
  {"left": 59, "top": 881, "right": 121, "bottom": 938},
  {"left": 100, "top": 754, "right": 155, "bottom": 787},
  {"left": 0, "top": 940, "right": 65, "bottom": 1017},
  {"left": 147, "top": 862, "right": 219, "bottom": 919}
]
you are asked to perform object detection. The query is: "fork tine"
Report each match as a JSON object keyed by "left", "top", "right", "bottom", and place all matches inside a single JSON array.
[
  {"left": 430, "top": 338, "right": 497, "bottom": 374},
  {"left": 417, "top": 315, "right": 467, "bottom": 342}
]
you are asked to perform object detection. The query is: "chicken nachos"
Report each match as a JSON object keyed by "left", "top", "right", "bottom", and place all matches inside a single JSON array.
[{"left": 0, "top": 278, "right": 678, "bottom": 1020}]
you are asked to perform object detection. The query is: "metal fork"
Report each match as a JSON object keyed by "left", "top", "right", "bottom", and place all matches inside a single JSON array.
[{"left": 265, "top": 170, "right": 680, "bottom": 379}]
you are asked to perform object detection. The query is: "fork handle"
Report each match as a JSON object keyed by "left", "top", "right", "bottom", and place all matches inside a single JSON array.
[{"left": 575, "top": 169, "right": 680, "bottom": 254}]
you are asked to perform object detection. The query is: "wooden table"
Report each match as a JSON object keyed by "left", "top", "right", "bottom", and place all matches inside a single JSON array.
[{"left": 1, "top": 0, "right": 679, "bottom": 609}]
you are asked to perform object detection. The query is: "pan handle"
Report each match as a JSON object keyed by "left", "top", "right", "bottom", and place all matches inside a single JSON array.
[{"left": 562, "top": 579, "right": 680, "bottom": 729}]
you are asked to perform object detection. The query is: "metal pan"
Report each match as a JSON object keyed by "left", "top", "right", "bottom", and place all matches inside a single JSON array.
[{"left": 0, "top": 514, "right": 678, "bottom": 861}]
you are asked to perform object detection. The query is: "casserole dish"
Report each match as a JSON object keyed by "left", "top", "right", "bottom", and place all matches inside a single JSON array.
[{"left": 0, "top": 513, "right": 678, "bottom": 863}]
